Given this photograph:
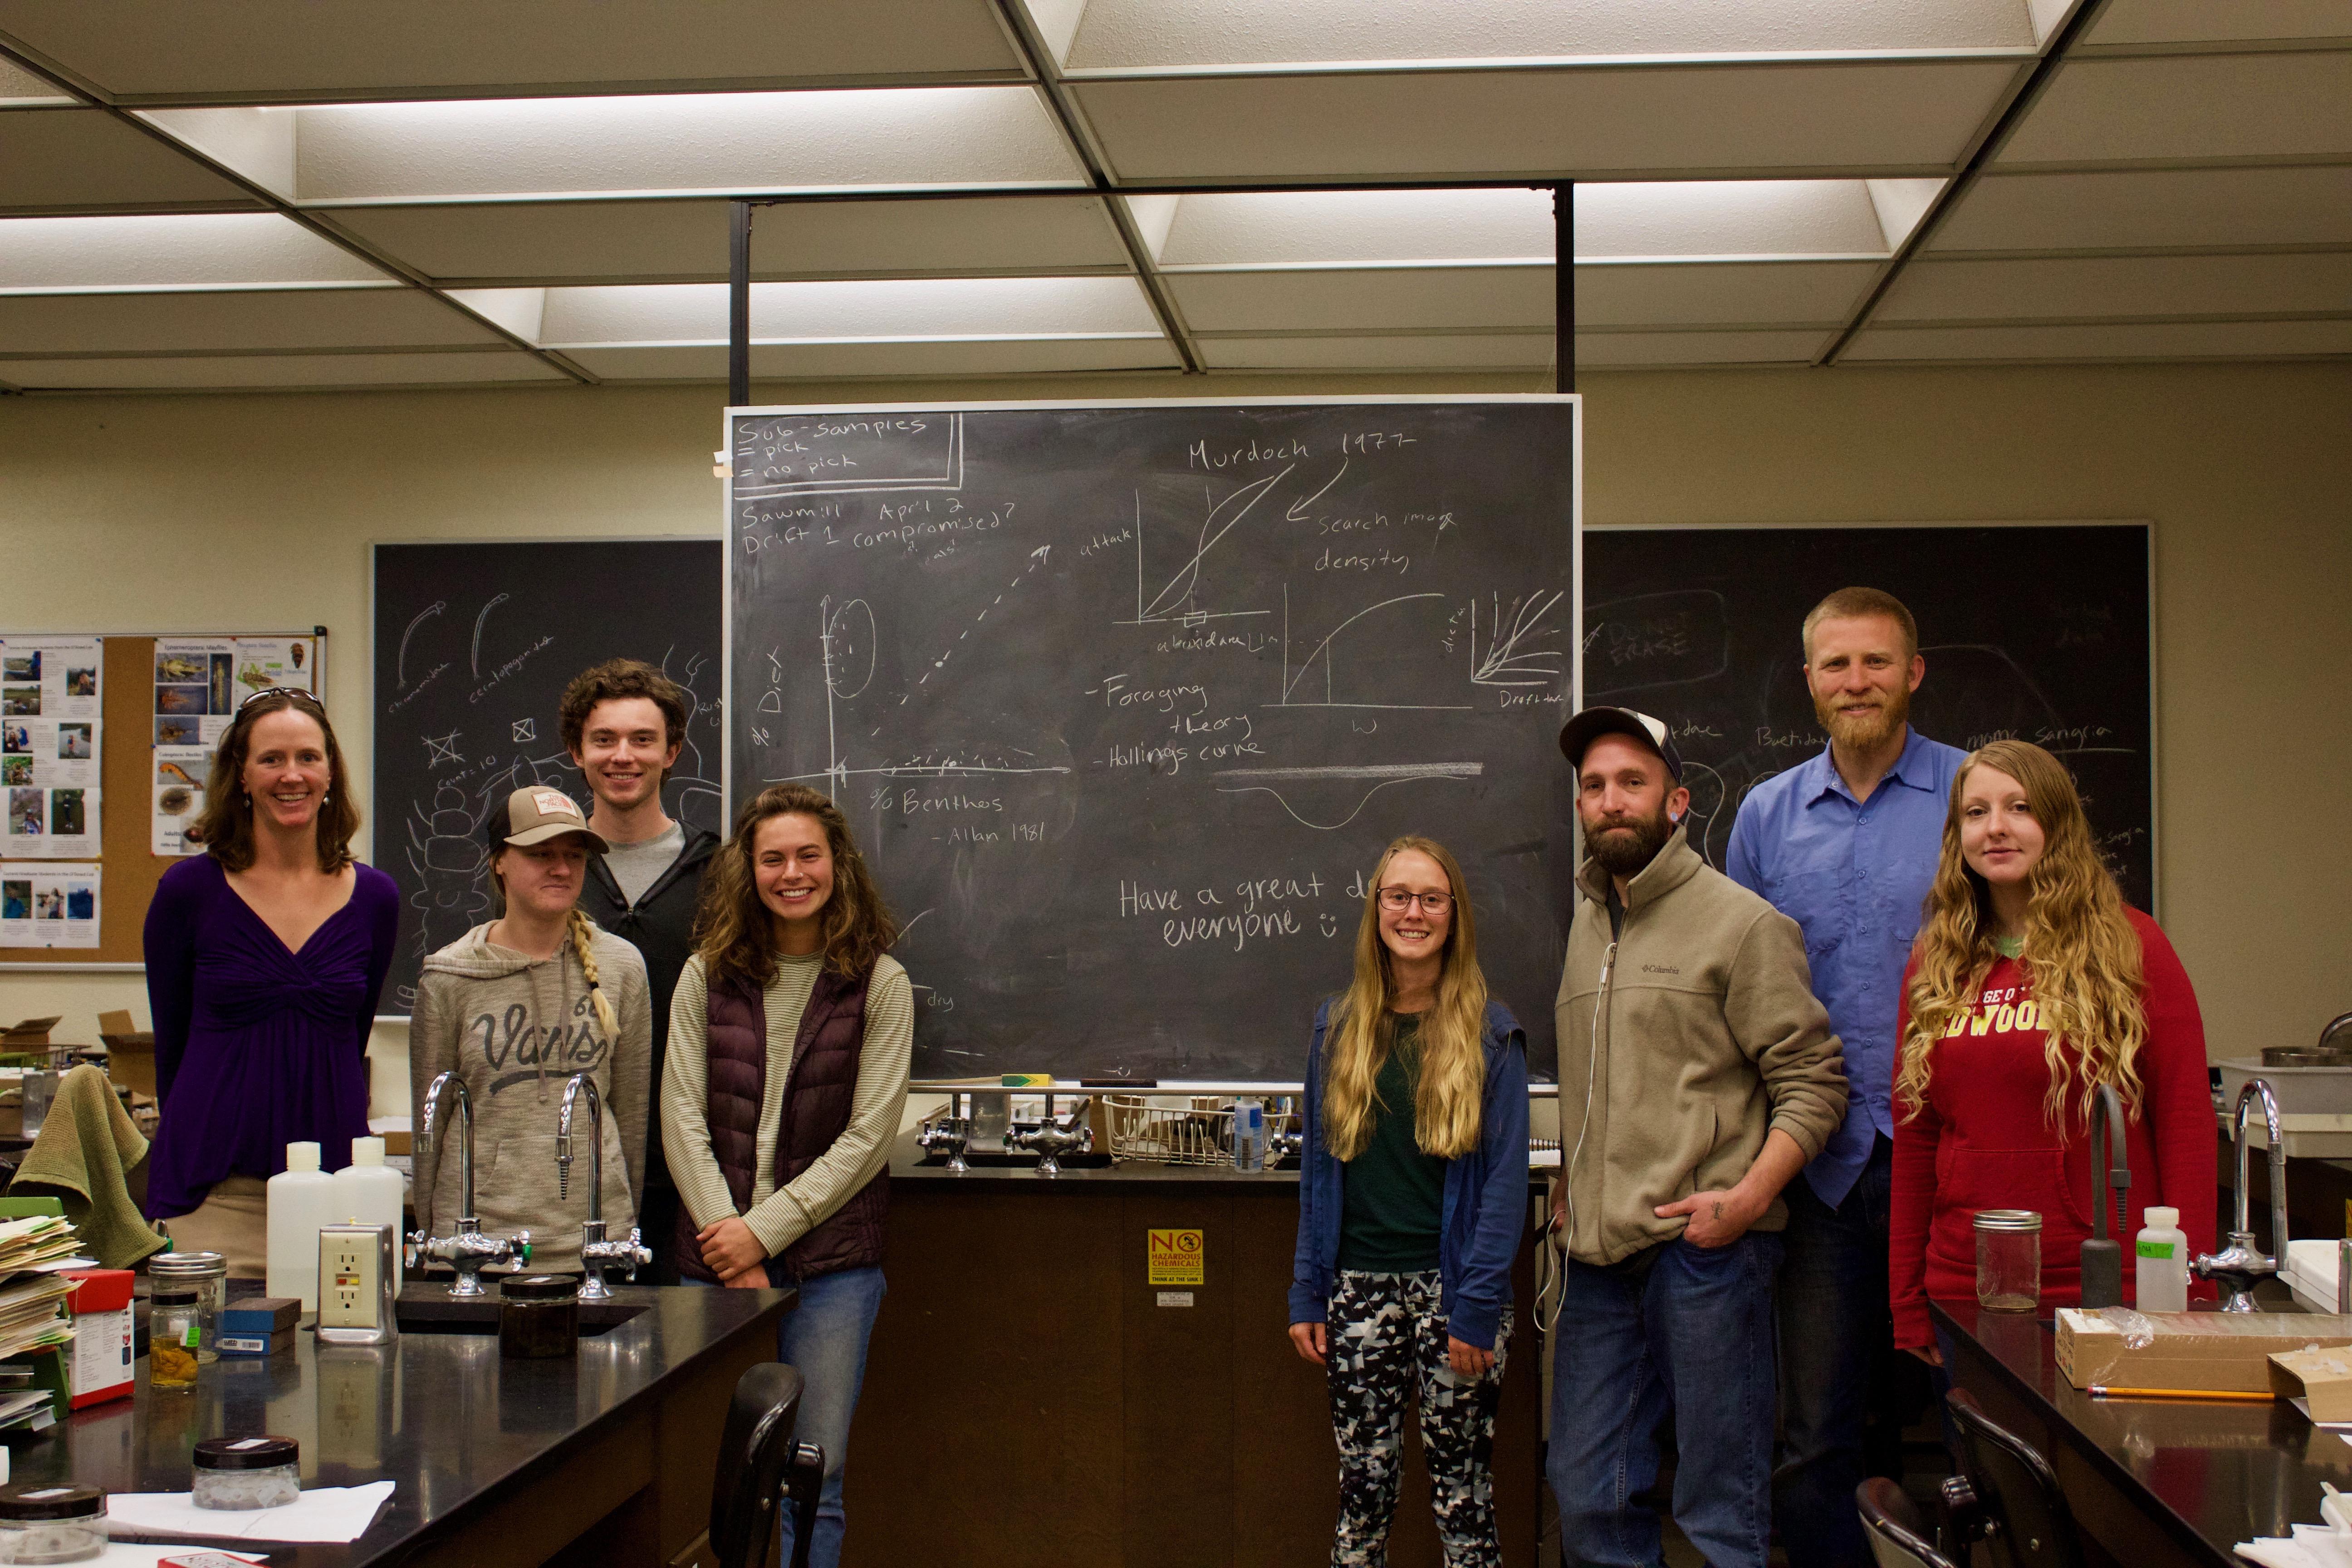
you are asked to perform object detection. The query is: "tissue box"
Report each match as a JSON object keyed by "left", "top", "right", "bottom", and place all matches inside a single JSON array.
[
  {"left": 2270, "top": 1347, "right": 2352, "bottom": 1421},
  {"left": 2057, "top": 1308, "right": 2352, "bottom": 1393},
  {"left": 96, "top": 1009, "right": 155, "bottom": 1099}
]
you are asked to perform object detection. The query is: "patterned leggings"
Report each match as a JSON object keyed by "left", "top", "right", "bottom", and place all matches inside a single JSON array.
[{"left": 1325, "top": 1269, "right": 1511, "bottom": 1568}]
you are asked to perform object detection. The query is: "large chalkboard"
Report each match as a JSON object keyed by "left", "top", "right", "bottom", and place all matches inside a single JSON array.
[
  {"left": 727, "top": 399, "right": 1581, "bottom": 1079},
  {"left": 1583, "top": 524, "right": 2155, "bottom": 911},
  {"left": 372, "top": 539, "right": 725, "bottom": 1012}
]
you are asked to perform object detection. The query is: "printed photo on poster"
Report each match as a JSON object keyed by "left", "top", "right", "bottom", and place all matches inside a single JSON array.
[
  {"left": 0, "top": 639, "right": 101, "bottom": 725},
  {"left": 0, "top": 862, "right": 98, "bottom": 949},
  {"left": 152, "top": 745, "right": 213, "bottom": 857},
  {"left": 154, "top": 639, "right": 237, "bottom": 745}
]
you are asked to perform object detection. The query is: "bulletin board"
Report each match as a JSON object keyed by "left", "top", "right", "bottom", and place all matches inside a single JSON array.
[{"left": 0, "top": 631, "right": 327, "bottom": 966}]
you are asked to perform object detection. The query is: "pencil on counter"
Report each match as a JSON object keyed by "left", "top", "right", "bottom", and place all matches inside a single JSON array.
[{"left": 2087, "top": 1385, "right": 2274, "bottom": 1402}]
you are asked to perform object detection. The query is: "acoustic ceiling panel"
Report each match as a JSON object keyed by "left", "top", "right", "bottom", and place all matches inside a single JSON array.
[
  {"left": 0, "top": 108, "right": 260, "bottom": 212},
  {"left": 2079, "top": 0, "right": 2352, "bottom": 47},
  {"left": 533, "top": 275, "right": 1164, "bottom": 347},
  {"left": 1574, "top": 261, "right": 1882, "bottom": 327},
  {"left": 1843, "top": 317, "right": 2352, "bottom": 359},
  {"left": 1996, "top": 51, "right": 2352, "bottom": 167},
  {"left": 1929, "top": 165, "right": 2352, "bottom": 252},
  {"left": 0, "top": 0, "right": 1024, "bottom": 102},
  {"left": 0, "top": 212, "right": 391, "bottom": 291},
  {"left": 1576, "top": 327, "right": 1832, "bottom": 364},
  {"left": 1197, "top": 332, "right": 1555, "bottom": 370},
  {"left": 327, "top": 196, "right": 1132, "bottom": 286},
  {"left": 0, "top": 287, "right": 501, "bottom": 354},
  {"left": 1876, "top": 252, "right": 2352, "bottom": 321},
  {"left": 0, "top": 348, "right": 567, "bottom": 388},
  {"left": 1168, "top": 268, "right": 1551, "bottom": 333},
  {"left": 1072, "top": 59, "right": 2024, "bottom": 182},
  {"left": 564, "top": 338, "right": 1182, "bottom": 380}
]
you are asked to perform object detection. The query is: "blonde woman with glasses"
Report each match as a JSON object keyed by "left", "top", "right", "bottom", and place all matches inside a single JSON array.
[{"left": 1287, "top": 836, "right": 1529, "bottom": 1568}]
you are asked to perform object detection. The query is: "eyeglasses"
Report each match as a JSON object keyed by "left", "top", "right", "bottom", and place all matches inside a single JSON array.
[
  {"left": 1377, "top": 887, "right": 1452, "bottom": 914},
  {"left": 237, "top": 685, "right": 324, "bottom": 710}
]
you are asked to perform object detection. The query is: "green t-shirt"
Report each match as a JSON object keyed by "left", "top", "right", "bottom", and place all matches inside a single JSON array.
[{"left": 1336, "top": 1013, "right": 1448, "bottom": 1273}]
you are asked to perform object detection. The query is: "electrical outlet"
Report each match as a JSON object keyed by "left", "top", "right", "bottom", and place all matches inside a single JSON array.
[{"left": 319, "top": 1230, "right": 381, "bottom": 1330}]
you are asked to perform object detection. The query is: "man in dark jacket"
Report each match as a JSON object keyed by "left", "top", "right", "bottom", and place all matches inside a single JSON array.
[{"left": 562, "top": 658, "right": 718, "bottom": 1284}]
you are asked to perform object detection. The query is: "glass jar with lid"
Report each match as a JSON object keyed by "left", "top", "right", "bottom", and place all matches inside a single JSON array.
[
  {"left": 0, "top": 1482, "right": 106, "bottom": 1563},
  {"left": 499, "top": 1275, "right": 580, "bottom": 1359},
  {"left": 1974, "top": 1209, "right": 2043, "bottom": 1311},
  {"left": 147, "top": 1291, "right": 202, "bottom": 1389},
  {"left": 191, "top": 1436, "right": 300, "bottom": 1511},
  {"left": 147, "top": 1250, "right": 226, "bottom": 1364}
]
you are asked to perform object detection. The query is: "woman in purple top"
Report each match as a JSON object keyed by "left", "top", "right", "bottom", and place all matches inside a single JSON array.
[{"left": 143, "top": 687, "right": 398, "bottom": 1275}]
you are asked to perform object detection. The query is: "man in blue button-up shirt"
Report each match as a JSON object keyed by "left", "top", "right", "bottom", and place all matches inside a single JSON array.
[{"left": 1726, "top": 587, "right": 1965, "bottom": 1568}]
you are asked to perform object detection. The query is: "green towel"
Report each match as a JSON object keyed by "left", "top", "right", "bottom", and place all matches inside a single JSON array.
[{"left": 10, "top": 1064, "right": 166, "bottom": 1269}]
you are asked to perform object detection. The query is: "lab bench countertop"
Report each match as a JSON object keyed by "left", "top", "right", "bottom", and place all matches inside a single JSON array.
[{"left": 17, "top": 1282, "right": 792, "bottom": 1568}]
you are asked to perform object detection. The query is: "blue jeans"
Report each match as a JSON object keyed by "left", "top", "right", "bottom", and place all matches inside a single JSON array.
[
  {"left": 1548, "top": 1232, "right": 1783, "bottom": 1568},
  {"left": 1774, "top": 1137, "right": 1895, "bottom": 1568},
  {"left": 688, "top": 1264, "right": 887, "bottom": 1568}
]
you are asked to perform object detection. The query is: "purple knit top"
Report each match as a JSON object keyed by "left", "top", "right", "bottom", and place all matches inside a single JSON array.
[{"left": 141, "top": 854, "right": 399, "bottom": 1219}]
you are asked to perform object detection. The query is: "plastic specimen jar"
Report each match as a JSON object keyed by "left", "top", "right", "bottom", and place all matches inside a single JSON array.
[
  {"left": 0, "top": 1482, "right": 106, "bottom": 1563},
  {"left": 499, "top": 1275, "right": 580, "bottom": 1359},
  {"left": 147, "top": 1290, "right": 202, "bottom": 1389},
  {"left": 1974, "top": 1210, "right": 2043, "bottom": 1311},
  {"left": 191, "top": 1436, "right": 301, "bottom": 1510},
  {"left": 147, "top": 1250, "right": 226, "bottom": 1364}
]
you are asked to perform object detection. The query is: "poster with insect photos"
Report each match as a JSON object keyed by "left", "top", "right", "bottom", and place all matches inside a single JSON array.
[
  {"left": 152, "top": 634, "right": 320, "bottom": 856},
  {"left": 0, "top": 637, "right": 102, "bottom": 859}
]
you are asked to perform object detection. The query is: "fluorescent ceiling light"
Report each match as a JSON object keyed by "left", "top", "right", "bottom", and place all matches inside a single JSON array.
[
  {"left": 141, "top": 88, "right": 1089, "bottom": 207},
  {"left": 1055, "top": 0, "right": 2038, "bottom": 73},
  {"left": 1144, "top": 182, "right": 1940, "bottom": 269},
  {"left": 0, "top": 213, "right": 394, "bottom": 294},
  {"left": 528, "top": 276, "right": 1164, "bottom": 347}
]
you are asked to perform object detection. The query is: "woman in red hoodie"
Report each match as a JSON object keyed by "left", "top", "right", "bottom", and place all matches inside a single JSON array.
[{"left": 1890, "top": 739, "right": 2215, "bottom": 1363}]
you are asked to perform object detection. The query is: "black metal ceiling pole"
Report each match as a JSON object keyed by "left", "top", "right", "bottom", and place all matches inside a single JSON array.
[
  {"left": 1554, "top": 181, "right": 1575, "bottom": 393},
  {"left": 729, "top": 199, "right": 753, "bottom": 408}
]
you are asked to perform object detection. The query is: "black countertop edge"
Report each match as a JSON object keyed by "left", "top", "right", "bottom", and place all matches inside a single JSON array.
[
  {"left": 1928, "top": 1298, "right": 2230, "bottom": 1568},
  {"left": 891, "top": 1135, "right": 1555, "bottom": 1192},
  {"left": 372, "top": 1283, "right": 792, "bottom": 1566}
]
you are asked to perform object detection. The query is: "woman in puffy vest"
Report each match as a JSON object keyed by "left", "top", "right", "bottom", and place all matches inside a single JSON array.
[{"left": 662, "top": 782, "right": 910, "bottom": 1568}]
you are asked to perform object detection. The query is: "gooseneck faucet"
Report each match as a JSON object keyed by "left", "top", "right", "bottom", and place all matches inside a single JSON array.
[
  {"left": 557, "top": 1073, "right": 651, "bottom": 1301},
  {"left": 408, "top": 1071, "right": 531, "bottom": 1298},
  {"left": 2195, "top": 1077, "right": 2288, "bottom": 1312}
]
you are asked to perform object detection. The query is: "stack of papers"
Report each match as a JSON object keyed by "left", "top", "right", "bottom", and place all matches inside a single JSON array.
[
  {"left": 0, "top": 1274, "right": 73, "bottom": 1360},
  {"left": 0, "top": 1215, "right": 81, "bottom": 1275},
  {"left": 104, "top": 1480, "right": 395, "bottom": 1544}
]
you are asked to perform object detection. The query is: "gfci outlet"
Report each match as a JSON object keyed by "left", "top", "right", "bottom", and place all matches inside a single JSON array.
[{"left": 316, "top": 1222, "right": 398, "bottom": 1346}]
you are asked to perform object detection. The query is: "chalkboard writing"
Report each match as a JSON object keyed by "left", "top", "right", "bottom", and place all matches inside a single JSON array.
[
  {"left": 372, "top": 540, "right": 724, "bottom": 1012},
  {"left": 728, "top": 400, "right": 1581, "bottom": 1079},
  {"left": 1584, "top": 524, "right": 2155, "bottom": 911}
]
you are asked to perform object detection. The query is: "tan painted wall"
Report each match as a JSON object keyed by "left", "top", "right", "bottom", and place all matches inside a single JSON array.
[{"left": 2, "top": 362, "right": 2346, "bottom": 1116}]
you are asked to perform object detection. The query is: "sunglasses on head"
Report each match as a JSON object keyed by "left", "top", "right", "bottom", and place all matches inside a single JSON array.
[{"left": 236, "top": 686, "right": 324, "bottom": 711}]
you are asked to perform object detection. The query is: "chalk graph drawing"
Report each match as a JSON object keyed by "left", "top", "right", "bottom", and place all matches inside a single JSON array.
[
  {"left": 1469, "top": 589, "right": 1566, "bottom": 690},
  {"left": 1272, "top": 586, "right": 1466, "bottom": 712},
  {"left": 1213, "top": 762, "right": 1484, "bottom": 832},
  {"left": 1116, "top": 469, "right": 1290, "bottom": 629}
]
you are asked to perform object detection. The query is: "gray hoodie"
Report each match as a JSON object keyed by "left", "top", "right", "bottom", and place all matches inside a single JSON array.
[{"left": 410, "top": 921, "right": 652, "bottom": 1273}]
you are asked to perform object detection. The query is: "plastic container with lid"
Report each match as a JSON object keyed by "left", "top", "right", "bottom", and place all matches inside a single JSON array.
[
  {"left": 499, "top": 1275, "right": 579, "bottom": 1360},
  {"left": 1974, "top": 1209, "right": 2043, "bottom": 1311},
  {"left": 2134, "top": 1205, "right": 2190, "bottom": 1313},
  {"left": 147, "top": 1290, "right": 203, "bottom": 1389},
  {"left": 0, "top": 1481, "right": 106, "bottom": 1563},
  {"left": 191, "top": 1436, "right": 301, "bottom": 1511},
  {"left": 147, "top": 1250, "right": 226, "bottom": 1364},
  {"left": 265, "top": 1142, "right": 338, "bottom": 1311}
]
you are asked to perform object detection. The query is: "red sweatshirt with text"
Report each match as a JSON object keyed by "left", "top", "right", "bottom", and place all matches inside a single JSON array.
[{"left": 1890, "top": 906, "right": 2216, "bottom": 1349}]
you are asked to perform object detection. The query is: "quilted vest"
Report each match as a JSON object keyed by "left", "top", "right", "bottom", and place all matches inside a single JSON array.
[{"left": 673, "top": 964, "right": 889, "bottom": 1284}]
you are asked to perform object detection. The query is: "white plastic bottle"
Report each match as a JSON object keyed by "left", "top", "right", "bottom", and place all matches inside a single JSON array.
[
  {"left": 2134, "top": 1204, "right": 2190, "bottom": 1313},
  {"left": 332, "top": 1136, "right": 407, "bottom": 1293},
  {"left": 265, "top": 1142, "right": 338, "bottom": 1312}
]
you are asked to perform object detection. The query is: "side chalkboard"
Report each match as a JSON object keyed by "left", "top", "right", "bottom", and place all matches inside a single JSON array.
[
  {"left": 1583, "top": 524, "right": 2155, "bottom": 911},
  {"left": 727, "top": 398, "right": 1581, "bottom": 1079},
  {"left": 371, "top": 539, "right": 724, "bottom": 1012}
]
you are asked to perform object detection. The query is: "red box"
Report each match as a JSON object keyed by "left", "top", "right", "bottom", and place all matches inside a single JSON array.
[{"left": 62, "top": 1269, "right": 133, "bottom": 1409}]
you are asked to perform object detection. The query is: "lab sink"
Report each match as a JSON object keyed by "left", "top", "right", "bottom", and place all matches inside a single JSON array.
[
  {"left": 919, "top": 1149, "right": 1115, "bottom": 1170},
  {"left": 394, "top": 1291, "right": 649, "bottom": 1337}
]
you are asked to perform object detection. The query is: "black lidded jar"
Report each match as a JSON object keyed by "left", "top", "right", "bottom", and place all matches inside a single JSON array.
[{"left": 498, "top": 1275, "right": 580, "bottom": 1359}]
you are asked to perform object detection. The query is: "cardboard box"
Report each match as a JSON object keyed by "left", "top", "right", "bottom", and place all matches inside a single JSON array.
[
  {"left": 2057, "top": 1307, "right": 2352, "bottom": 1393},
  {"left": 97, "top": 1009, "right": 155, "bottom": 1099},
  {"left": 2271, "top": 1347, "right": 2352, "bottom": 1421},
  {"left": 0, "top": 1018, "right": 60, "bottom": 1051},
  {"left": 60, "top": 1269, "right": 133, "bottom": 1410}
]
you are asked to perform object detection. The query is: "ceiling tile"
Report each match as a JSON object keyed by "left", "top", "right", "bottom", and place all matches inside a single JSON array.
[
  {"left": 0, "top": 0, "right": 1022, "bottom": 101},
  {"left": 0, "top": 54, "right": 71, "bottom": 104},
  {"left": 1072, "top": 60, "right": 2022, "bottom": 182},
  {"left": 536, "top": 276, "right": 1164, "bottom": 346},
  {"left": 328, "top": 196, "right": 1131, "bottom": 286},
  {"left": 2082, "top": 0, "right": 2352, "bottom": 47},
  {"left": 1577, "top": 261, "right": 1881, "bottom": 326},
  {"left": 0, "top": 287, "right": 500, "bottom": 354},
  {"left": 1170, "top": 268, "right": 1550, "bottom": 332},
  {"left": 0, "top": 108, "right": 259, "bottom": 212},
  {"left": 1577, "top": 328, "right": 1831, "bottom": 364},
  {"left": 0, "top": 349, "right": 568, "bottom": 388},
  {"left": 284, "top": 89, "right": 1085, "bottom": 204},
  {"left": 1930, "top": 166, "right": 2352, "bottom": 251},
  {"left": 1876, "top": 252, "right": 2352, "bottom": 321},
  {"left": 0, "top": 212, "right": 391, "bottom": 291},
  {"left": 1996, "top": 51, "right": 2352, "bottom": 166},
  {"left": 567, "top": 338, "right": 1181, "bottom": 380},
  {"left": 1842, "top": 318, "right": 2352, "bottom": 359},
  {"left": 1198, "top": 333, "right": 1554, "bottom": 370}
]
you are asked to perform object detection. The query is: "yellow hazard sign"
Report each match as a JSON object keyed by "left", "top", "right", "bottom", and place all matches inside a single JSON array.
[{"left": 1147, "top": 1228, "right": 1204, "bottom": 1285}]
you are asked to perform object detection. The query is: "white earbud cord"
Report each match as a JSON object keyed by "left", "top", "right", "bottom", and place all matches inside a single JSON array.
[{"left": 1538, "top": 937, "right": 1614, "bottom": 1336}]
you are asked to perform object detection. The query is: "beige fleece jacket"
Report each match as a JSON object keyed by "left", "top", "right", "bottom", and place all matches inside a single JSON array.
[
  {"left": 410, "top": 921, "right": 652, "bottom": 1272},
  {"left": 1553, "top": 827, "right": 1847, "bottom": 1267}
]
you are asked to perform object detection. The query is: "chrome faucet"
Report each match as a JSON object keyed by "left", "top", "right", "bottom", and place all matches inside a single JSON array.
[
  {"left": 917, "top": 1114, "right": 972, "bottom": 1173},
  {"left": 557, "top": 1073, "right": 652, "bottom": 1302},
  {"left": 408, "top": 1071, "right": 531, "bottom": 1298},
  {"left": 1013, "top": 1113, "right": 1093, "bottom": 1177},
  {"left": 2195, "top": 1078, "right": 2288, "bottom": 1312}
]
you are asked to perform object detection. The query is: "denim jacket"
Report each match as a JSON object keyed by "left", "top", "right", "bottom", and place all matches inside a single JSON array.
[{"left": 1287, "top": 998, "right": 1530, "bottom": 1349}]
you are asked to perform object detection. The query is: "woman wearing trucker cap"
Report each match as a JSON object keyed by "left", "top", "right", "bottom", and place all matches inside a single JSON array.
[{"left": 409, "top": 785, "right": 652, "bottom": 1274}]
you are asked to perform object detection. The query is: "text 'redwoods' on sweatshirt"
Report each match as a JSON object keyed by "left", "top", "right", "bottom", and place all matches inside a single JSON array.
[
  {"left": 662, "top": 951, "right": 914, "bottom": 1262},
  {"left": 409, "top": 921, "right": 653, "bottom": 1272},
  {"left": 1888, "top": 906, "right": 2217, "bottom": 1348},
  {"left": 1289, "top": 999, "right": 1530, "bottom": 1351},
  {"left": 1553, "top": 825, "right": 1848, "bottom": 1267}
]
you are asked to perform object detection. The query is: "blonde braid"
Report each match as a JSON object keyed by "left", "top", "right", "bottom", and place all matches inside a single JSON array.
[{"left": 568, "top": 907, "right": 618, "bottom": 1035}]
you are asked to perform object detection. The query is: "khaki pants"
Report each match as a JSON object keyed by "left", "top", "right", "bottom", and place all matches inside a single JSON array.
[{"left": 158, "top": 1175, "right": 268, "bottom": 1278}]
